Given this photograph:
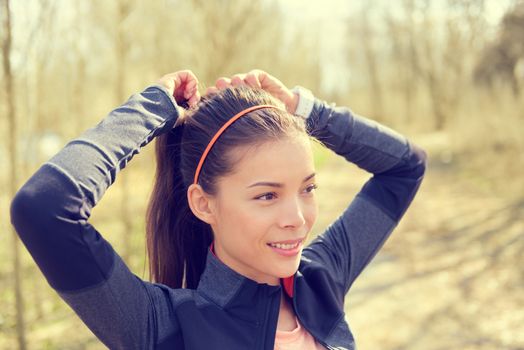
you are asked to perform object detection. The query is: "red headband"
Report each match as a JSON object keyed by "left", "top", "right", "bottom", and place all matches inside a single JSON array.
[{"left": 193, "top": 104, "right": 285, "bottom": 185}]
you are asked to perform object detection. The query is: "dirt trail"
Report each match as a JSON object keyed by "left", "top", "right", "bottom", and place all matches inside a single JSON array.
[{"left": 313, "top": 148, "right": 524, "bottom": 350}]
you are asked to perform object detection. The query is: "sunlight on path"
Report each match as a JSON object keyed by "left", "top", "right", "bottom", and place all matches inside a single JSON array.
[{"left": 312, "top": 146, "right": 524, "bottom": 350}]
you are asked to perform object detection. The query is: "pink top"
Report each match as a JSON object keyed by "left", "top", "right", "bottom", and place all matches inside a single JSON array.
[{"left": 274, "top": 316, "right": 327, "bottom": 350}]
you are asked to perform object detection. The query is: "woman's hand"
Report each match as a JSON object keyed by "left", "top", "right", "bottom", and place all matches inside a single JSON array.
[
  {"left": 157, "top": 70, "right": 201, "bottom": 108},
  {"left": 205, "top": 69, "right": 299, "bottom": 114}
]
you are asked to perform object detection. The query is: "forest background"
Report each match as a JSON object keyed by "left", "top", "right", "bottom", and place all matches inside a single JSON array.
[{"left": 1, "top": 0, "right": 523, "bottom": 349}]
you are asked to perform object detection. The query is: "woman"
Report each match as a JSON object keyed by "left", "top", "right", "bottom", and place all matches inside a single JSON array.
[{"left": 10, "top": 69, "right": 427, "bottom": 349}]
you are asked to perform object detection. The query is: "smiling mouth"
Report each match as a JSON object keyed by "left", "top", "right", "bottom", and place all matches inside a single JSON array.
[{"left": 266, "top": 238, "right": 305, "bottom": 250}]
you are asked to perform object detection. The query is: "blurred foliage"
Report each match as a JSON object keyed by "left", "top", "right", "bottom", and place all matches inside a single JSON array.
[{"left": 1, "top": 0, "right": 523, "bottom": 349}]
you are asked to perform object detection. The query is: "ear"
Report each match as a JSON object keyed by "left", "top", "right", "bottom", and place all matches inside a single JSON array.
[{"left": 187, "top": 183, "right": 218, "bottom": 225}]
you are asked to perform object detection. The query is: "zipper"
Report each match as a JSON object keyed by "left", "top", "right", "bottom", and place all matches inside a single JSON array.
[
  {"left": 261, "top": 297, "right": 271, "bottom": 350},
  {"left": 291, "top": 277, "right": 336, "bottom": 350},
  {"left": 260, "top": 287, "right": 278, "bottom": 350}
]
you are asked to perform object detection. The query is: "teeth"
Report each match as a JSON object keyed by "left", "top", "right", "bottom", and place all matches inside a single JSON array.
[{"left": 268, "top": 242, "right": 300, "bottom": 250}]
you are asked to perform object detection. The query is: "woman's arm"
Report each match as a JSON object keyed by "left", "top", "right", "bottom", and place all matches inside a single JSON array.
[
  {"left": 9, "top": 71, "right": 199, "bottom": 349},
  {"left": 299, "top": 91, "right": 427, "bottom": 295}
]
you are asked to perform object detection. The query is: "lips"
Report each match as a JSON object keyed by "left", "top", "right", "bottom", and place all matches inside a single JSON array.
[{"left": 267, "top": 238, "right": 304, "bottom": 250}]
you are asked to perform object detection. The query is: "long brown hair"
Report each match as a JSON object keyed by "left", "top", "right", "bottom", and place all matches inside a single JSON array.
[{"left": 146, "top": 86, "right": 308, "bottom": 289}]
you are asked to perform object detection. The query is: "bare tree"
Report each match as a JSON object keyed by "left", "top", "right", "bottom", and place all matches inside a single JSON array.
[
  {"left": 358, "top": 1, "right": 385, "bottom": 123},
  {"left": 115, "top": 0, "right": 135, "bottom": 265},
  {"left": 2, "top": 0, "right": 27, "bottom": 348},
  {"left": 385, "top": 0, "right": 418, "bottom": 125},
  {"left": 19, "top": 0, "right": 58, "bottom": 322},
  {"left": 474, "top": 1, "right": 524, "bottom": 95},
  {"left": 165, "top": 0, "right": 321, "bottom": 89},
  {"left": 71, "top": 0, "right": 88, "bottom": 137}
]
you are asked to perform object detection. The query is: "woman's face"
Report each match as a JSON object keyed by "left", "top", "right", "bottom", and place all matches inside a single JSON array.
[{"left": 209, "top": 136, "right": 318, "bottom": 286}]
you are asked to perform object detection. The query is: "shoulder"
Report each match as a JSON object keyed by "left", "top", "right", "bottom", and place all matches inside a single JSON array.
[
  {"left": 143, "top": 281, "right": 224, "bottom": 322},
  {"left": 142, "top": 282, "right": 217, "bottom": 345}
]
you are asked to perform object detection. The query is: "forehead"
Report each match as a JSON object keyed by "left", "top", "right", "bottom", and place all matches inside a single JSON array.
[{"left": 221, "top": 137, "right": 315, "bottom": 186}]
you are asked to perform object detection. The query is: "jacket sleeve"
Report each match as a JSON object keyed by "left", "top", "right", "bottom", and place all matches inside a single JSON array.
[
  {"left": 301, "top": 97, "right": 427, "bottom": 296},
  {"left": 9, "top": 84, "right": 182, "bottom": 349}
]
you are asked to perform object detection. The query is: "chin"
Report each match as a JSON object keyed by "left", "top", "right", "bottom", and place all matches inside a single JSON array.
[{"left": 273, "top": 261, "right": 301, "bottom": 278}]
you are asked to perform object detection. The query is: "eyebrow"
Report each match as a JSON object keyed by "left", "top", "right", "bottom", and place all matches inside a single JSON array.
[{"left": 246, "top": 172, "right": 316, "bottom": 188}]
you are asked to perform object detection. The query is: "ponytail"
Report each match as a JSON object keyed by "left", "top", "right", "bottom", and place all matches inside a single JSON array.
[{"left": 145, "top": 124, "right": 213, "bottom": 289}]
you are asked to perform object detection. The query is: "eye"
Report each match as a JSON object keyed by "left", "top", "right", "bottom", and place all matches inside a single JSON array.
[
  {"left": 304, "top": 183, "right": 318, "bottom": 194},
  {"left": 255, "top": 192, "right": 277, "bottom": 201}
]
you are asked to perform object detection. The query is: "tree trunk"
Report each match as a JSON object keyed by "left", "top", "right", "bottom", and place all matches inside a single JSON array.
[
  {"left": 360, "top": 3, "right": 385, "bottom": 123},
  {"left": 404, "top": 0, "right": 416, "bottom": 126},
  {"left": 2, "top": 0, "right": 28, "bottom": 348},
  {"left": 116, "top": 0, "right": 133, "bottom": 266}
]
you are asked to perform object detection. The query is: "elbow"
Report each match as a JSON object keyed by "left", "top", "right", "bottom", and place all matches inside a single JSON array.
[
  {"left": 9, "top": 176, "right": 49, "bottom": 236},
  {"left": 409, "top": 142, "right": 428, "bottom": 181},
  {"left": 375, "top": 140, "right": 428, "bottom": 180},
  {"left": 10, "top": 165, "right": 88, "bottom": 242},
  {"left": 10, "top": 166, "right": 67, "bottom": 239},
  {"left": 10, "top": 183, "right": 42, "bottom": 240},
  {"left": 360, "top": 141, "right": 428, "bottom": 222}
]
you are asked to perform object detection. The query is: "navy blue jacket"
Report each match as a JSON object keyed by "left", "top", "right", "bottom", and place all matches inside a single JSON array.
[{"left": 10, "top": 84, "right": 427, "bottom": 349}]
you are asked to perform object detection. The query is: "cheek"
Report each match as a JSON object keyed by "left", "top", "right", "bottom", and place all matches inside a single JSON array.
[
  {"left": 305, "top": 199, "right": 319, "bottom": 228},
  {"left": 219, "top": 201, "right": 269, "bottom": 241},
  {"left": 239, "top": 210, "right": 274, "bottom": 237}
]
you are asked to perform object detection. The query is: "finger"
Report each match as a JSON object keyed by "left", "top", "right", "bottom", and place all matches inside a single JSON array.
[
  {"left": 244, "top": 72, "right": 261, "bottom": 89},
  {"left": 184, "top": 87, "right": 197, "bottom": 99},
  {"left": 170, "top": 75, "right": 181, "bottom": 96},
  {"left": 185, "top": 79, "right": 197, "bottom": 91},
  {"left": 216, "top": 77, "right": 231, "bottom": 89},
  {"left": 205, "top": 86, "right": 219, "bottom": 95},
  {"left": 184, "top": 82, "right": 198, "bottom": 98},
  {"left": 178, "top": 70, "right": 198, "bottom": 85},
  {"left": 178, "top": 72, "right": 198, "bottom": 98},
  {"left": 231, "top": 74, "right": 246, "bottom": 86},
  {"left": 166, "top": 74, "right": 181, "bottom": 87},
  {"left": 188, "top": 91, "right": 201, "bottom": 107},
  {"left": 257, "top": 70, "right": 271, "bottom": 88}
]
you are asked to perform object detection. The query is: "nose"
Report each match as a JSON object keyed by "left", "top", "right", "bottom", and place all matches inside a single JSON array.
[{"left": 279, "top": 197, "right": 306, "bottom": 229}]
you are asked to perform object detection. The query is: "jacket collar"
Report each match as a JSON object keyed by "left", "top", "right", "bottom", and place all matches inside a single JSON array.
[{"left": 196, "top": 242, "right": 295, "bottom": 310}]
